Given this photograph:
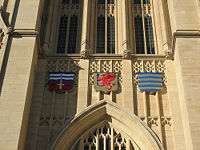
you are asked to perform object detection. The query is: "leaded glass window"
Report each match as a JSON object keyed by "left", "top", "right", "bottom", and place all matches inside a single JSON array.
[
  {"left": 57, "top": 0, "right": 81, "bottom": 54},
  {"left": 96, "top": 0, "right": 116, "bottom": 54},
  {"left": 75, "top": 125, "right": 136, "bottom": 150},
  {"left": 133, "top": 0, "right": 155, "bottom": 54}
]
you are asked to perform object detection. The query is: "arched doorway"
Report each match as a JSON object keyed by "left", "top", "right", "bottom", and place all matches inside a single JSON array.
[{"left": 49, "top": 100, "right": 163, "bottom": 150}]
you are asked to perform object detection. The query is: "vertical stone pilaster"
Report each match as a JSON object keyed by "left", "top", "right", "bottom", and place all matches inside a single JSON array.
[
  {"left": 121, "top": 60, "right": 134, "bottom": 112},
  {"left": 121, "top": 0, "right": 131, "bottom": 58},
  {"left": 77, "top": 59, "right": 89, "bottom": 113},
  {"left": 165, "top": 60, "right": 187, "bottom": 150},
  {"left": 80, "top": 0, "right": 90, "bottom": 58}
]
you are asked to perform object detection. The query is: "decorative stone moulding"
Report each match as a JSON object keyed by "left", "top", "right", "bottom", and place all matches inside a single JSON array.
[
  {"left": 161, "top": 117, "right": 172, "bottom": 126},
  {"left": 89, "top": 60, "right": 123, "bottom": 86},
  {"left": 147, "top": 117, "right": 159, "bottom": 126}
]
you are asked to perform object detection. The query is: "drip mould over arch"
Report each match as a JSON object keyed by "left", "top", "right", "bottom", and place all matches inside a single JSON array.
[{"left": 49, "top": 100, "right": 164, "bottom": 150}]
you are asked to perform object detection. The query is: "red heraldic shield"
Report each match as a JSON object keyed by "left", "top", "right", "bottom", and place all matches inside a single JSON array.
[{"left": 48, "top": 72, "right": 74, "bottom": 93}]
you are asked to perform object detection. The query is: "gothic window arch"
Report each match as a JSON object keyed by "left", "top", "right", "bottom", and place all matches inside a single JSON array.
[
  {"left": 72, "top": 124, "right": 137, "bottom": 150},
  {"left": 132, "top": 0, "right": 157, "bottom": 54},
  {"left": 56, "top": 0, "right": 82, "bottom": 54},
  {"left": 95, "top": 0, "right": 116, "bottom": 54}
]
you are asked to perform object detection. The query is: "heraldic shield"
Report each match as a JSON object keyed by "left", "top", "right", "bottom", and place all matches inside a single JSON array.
[
  {"left": 137, "top": 72, "right": 163, "bottom": 94},
  {"left": 94, "top": 72, "right": 118, "bottom": 93},
  {"left": 48, "top": 72, "right": 74, "bottom": 93}
]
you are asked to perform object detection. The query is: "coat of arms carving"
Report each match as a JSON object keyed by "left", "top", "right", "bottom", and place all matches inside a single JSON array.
[
  {"left": 48, "top": 72, "right": 74, "bottom": 93},
  {"left": 94, "top": 72, "right": 118, "bottom": 93}
]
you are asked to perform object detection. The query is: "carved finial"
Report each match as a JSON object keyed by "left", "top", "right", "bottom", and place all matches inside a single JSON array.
[
  {"left": 122, "top": 50, "right": 132, "bottom": 59},
  {"left": 80, "top": 50, "right": 89, "bottom": 59}
]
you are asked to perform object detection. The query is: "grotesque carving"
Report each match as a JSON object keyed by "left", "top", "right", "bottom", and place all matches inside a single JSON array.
[
  {"left": 165, "top": 49, "right": 173, "bottom": 60},
  {"left": 122, "top": 49, "right": 132, "bottom": 59},
  {"left": 80, "top": 50, "right": 89, "bottom": 59}
]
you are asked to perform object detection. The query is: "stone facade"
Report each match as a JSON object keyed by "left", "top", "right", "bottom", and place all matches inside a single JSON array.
[{"left": 0, "top": 0, "right": 200, "bottom": 150}]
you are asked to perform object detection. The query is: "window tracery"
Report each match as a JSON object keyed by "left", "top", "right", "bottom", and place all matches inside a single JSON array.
[
  {"left": 96, "top": 0, "right": 116, "bottom": 54},
  {"left": 57, "top": 0, "right": 82, "bottom": 54},
  {"left": 133, "top": 0, "right": 156, "bottom": 54},
  {"left": 72, "top": 125, "right": 136, "bottom": 150}
]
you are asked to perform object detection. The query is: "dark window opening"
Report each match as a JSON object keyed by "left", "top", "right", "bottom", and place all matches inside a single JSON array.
[
  {"left": 68, "top": 15, "right": 78, "bottom": 53},
  {"left": 99, "top": 138, "right": 104, "bottom": 150},
  {"left": 143, "top": 0, "right": 150, "bottom": 4},
  {"left": 62, "top": 0, "right": 70, "bottom": 4},
  {"left": 108, "top": 0, "right": 114, "bottom": 4},
  {"left": 98, "top": 0, "right": 105, "bottom": 4},
  {"left": 72, "top": 0, "right": 79, "bottom": 4},
  {"left": 107, "top": 17, "right": 115, "bottom": 54},
  {"left": 96, "top": 16, "right": 105, "bottom": 53},
  {"left": 57, "top": 15, "right": 68, "bottom": 53},
  {"left": 145, "top": 17, "right": 155, "bottom": 54},
  {"left": 106, "top": 137, "right": 111, "bottom": 150},
  {"left": 134, "top": 17, "right": 145, "bottom": 54},
  {"left": 133, "top": 0, "right": 141, "bottom": 4}
]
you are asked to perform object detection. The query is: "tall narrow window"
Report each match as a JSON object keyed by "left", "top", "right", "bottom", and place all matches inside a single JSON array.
[
  {"left": 97, "top": 16, "right": 105, "bottom": 53},
  {"left": 133, "top": 0, "right": 155, "bottom": 54},
  {"left": 96, "top": 0, "right": 116, "bottom": 54},
  {"left": 107, "top": 17, "right": 115, "bottom": 54},
  {"left": 68, "top": 15, "right": 78, "bottom": 53},
  {"left": 134, "top": 17, "right": 144, "bottom": 54},
  {"left": 57, "top": 16, "right": 68, "bottom": 53},
  {"left": 57, "top": 0, "right": 81, "bottom": 54}
]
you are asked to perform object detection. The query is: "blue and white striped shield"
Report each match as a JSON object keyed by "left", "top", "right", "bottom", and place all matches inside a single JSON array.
[{"left": 137, "top": 72, "right": 163, "bottom": 94}]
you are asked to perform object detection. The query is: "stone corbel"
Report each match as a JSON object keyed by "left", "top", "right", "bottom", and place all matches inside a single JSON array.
[
  {"left": 80, "top": 50, "right": 89, "bottom": 59},
  {"left": 122, "top": 49, "right": 132, "bottom": 59},
  {"left": 80, "top": 40, "right": 90, "bottom": 59},
  {"left": 163, "top": 41, "right": 173, "bottom": 60}
]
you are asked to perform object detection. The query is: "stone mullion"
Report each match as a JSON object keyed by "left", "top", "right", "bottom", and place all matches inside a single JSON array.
[
  {"left": 65, "top": 5, "right": 72, "bottom": 53},
  {"left": 141, "top": 0, "right": 147, "bottom": 54},
  {"left": 111, "top": 128, "right": 114, "bottom": 150},
  {"left": 104, "top": 135, "right": 106, "bottom": 150},
  {"left": 121, "top": 0, "right": 130, "bottom": 54},
  {"left": 50, "top": 0, "right": 60, "bottom": 53},
  {"left": 76, "top": 1, "right": 82, "bottom": 53},
  {"left": 115, "top": 0, "right": 119, "bottom": 54},
  {"left": 157, "top": 0, "right": 171, "bottom": 55},
  {"left": 80, "top": 0, "right": 90, "bottom": 54},
  {"left": 150, "top": 0, "right": 158, "bottom": 54},
  {"left": 131, "top": 1, "right": 137, "bottom": 54},
  {"left": 105, "top": 1, "right": 108, "bottom": 54},
  {"left": 90, "top": 0, "right": 96, "bottom": 52},
  {"left": 96, "top": 132, "right": 99, "bottom": 150},
  {"left": 43, "top": 0, "right": 55, "bottom": 54},
  {"left": 127, "top": 0, "right": 133, "bottom": 53}
]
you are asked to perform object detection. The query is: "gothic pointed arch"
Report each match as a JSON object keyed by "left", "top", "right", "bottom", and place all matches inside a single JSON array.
[{"left": 49, "top": 100, "right": 163, "bottom": 150}]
